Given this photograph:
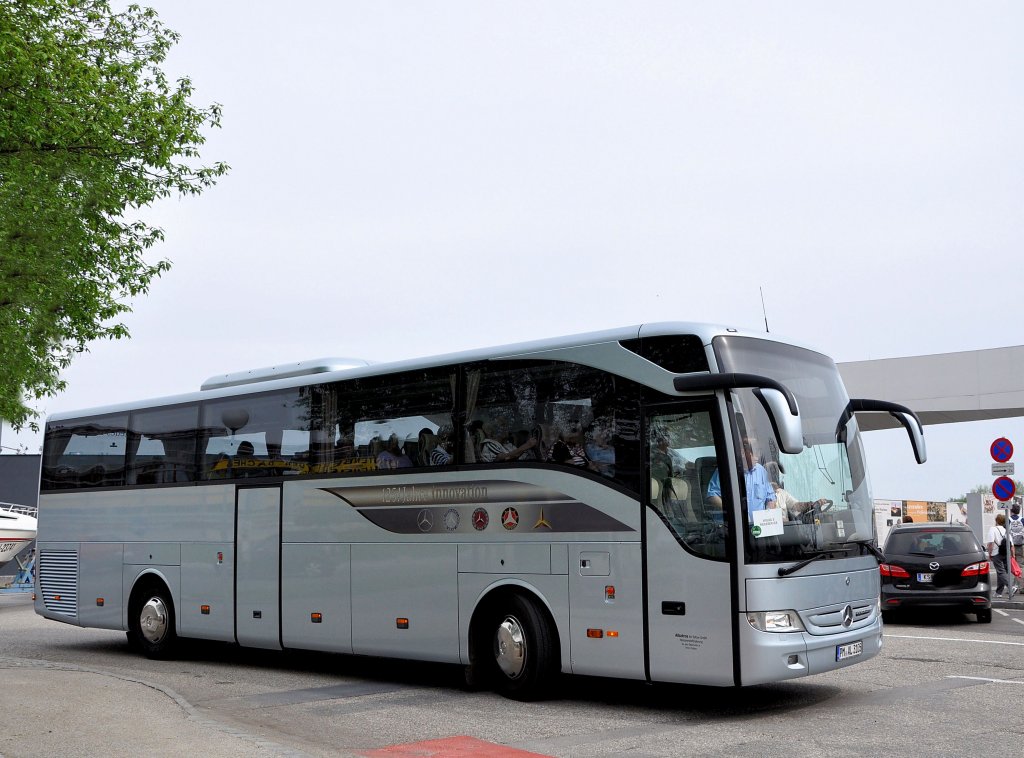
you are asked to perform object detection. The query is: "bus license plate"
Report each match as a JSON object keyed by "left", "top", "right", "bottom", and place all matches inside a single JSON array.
[
  {"left": 917, "top": 572, "right": 934, "bottom": 583},
  {"left": 836, "top": 640, "right": 863, "bottom": 662}
]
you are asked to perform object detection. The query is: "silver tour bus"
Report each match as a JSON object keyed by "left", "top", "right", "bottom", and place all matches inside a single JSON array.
[{"left": 34, "top": 323, "right": 925, "bottom": 699}]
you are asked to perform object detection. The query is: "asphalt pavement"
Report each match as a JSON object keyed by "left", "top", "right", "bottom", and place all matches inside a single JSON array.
[{"left": 0, "top": 593, "right": 297, "bottom": 758}]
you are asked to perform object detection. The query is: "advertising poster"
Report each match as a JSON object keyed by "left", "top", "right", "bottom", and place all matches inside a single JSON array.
[{"left": 906, "top": 500, "right": 929, "bottom": 523}]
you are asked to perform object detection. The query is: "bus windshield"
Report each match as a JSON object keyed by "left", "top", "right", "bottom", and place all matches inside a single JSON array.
[{"left": 713, "top": 336, "right": 873, "bottom": 564}]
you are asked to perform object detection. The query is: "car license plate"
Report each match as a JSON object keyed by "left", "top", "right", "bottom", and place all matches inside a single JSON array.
[
  {"left": 836, "top": 640, "right": 863, "bottom": 662},
  {"left": 917, "top": 572, "right": 934, "bottom": 583}
]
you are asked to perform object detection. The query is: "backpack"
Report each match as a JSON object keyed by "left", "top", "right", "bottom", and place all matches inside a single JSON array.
[{"left": 1009, "top": 515, "right": 1024, "bottom": 545}]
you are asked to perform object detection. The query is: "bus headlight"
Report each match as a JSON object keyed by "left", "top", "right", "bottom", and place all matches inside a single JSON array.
[{"left": 746, "top": 610, "right": 806, "bottom": 633}]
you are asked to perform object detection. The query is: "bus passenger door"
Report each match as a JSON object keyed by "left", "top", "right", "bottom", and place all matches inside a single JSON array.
[
  {"left": 236, "top": 485, "right": 282, "bottom": 649},
  {"left": 644, "top": 405, "right": 736, "bottom": 686}
]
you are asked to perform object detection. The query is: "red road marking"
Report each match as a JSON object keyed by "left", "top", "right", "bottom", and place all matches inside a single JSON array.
[{"left": 358, "top": 735, "right": 552, "bottom": 758}]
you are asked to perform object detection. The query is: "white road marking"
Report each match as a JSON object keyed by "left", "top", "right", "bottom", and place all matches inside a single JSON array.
[
  {"left": 887, "top": 634, "right": 1024, "bottom": 647},
  {"left": 948, "top": 676, "right": 1024, "bottom": 684},
  {"left": 995, "top": 608, "right": 1010, "bottom": 617}
]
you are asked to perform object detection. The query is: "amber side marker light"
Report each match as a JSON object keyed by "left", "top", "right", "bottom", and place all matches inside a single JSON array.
[
  {"left": 200, "top": 605, "right": 210, "bottom": 615},
  {"left": 606, "top": 630, "right": 619, "bottom": 638},
  {"left": 587, "top": 629, "right": 604, "bottom": 638},
  {"left": 396, "top": 618, "right": 409, "bottom": 629},
  {"left": 605, "top": 585, "right": 616, "bottom": 600},
  {"left": 311, "top": 613, "right": 323, "bottom": 623},
  {"left": 96, "top": 598, "right": 104, "bottom": 607}
]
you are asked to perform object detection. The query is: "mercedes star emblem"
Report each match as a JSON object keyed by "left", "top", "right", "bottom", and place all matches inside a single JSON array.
[{"left": 842, "top": 605, "right": 854, "bottom": 628}]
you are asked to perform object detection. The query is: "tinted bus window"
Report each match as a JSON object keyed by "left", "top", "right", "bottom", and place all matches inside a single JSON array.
[
  {"left": 41, "top": 414, "right": 129, "bottom": 490},
  {"left": 330, "top": 368, "right": 456, "bottom": 472},
  {"left": 620, "top": 335, "right": 709, "bottom": 373},
  {"left": 199, "top": 389, "right": 309, "bottom": 479},
  {"left": 127, "top": 404, "right": 199, "bottom": 485},
  {"left": 465, "top": 361, "right": 641, "bottom": 494}
]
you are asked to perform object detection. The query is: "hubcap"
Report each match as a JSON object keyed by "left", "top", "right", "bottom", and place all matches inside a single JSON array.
[
  {"left": 139, "top": 597, "right": 168, "bottom": 644},
  {"left": 495, "top": 615, "right": 527, "bottom": 679}
]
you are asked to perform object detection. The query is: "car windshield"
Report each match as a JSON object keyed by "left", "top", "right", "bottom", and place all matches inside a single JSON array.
[
  {"left": 885, "top": 530, "right": 982, "bottom": 556},
  {"left": 713, "top": 336, "right": 874, "bottom": 564}
]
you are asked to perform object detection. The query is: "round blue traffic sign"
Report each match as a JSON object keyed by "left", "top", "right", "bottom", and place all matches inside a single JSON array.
[
  {"left": 993, "top": 476, "right": 1016, "bottom": 502},
  {"left": 992, "top": 438, "right": 1014, "bottom": 463}
]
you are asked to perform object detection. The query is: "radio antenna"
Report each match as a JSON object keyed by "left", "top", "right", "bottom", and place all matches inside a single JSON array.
[{"left": 760, "top": 286, "right": 770, "bottom": 333}]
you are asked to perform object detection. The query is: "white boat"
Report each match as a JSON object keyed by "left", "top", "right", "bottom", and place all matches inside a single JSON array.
[{"left": 0, "top": 503, "right": 37, "bottom": 565}]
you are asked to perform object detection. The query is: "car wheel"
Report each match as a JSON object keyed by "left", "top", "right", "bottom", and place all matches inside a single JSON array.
[{"left": 977, "top": 609, "right": 992, "bottom": 624}]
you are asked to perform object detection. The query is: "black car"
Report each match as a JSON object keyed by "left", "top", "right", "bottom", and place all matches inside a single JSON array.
[{"left": 880, "top": 523, "right": 992, "bottom": 623}]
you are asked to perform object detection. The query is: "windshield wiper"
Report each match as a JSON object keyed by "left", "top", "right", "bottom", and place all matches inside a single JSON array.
[
  {"left": 843, "top": 539, "right": 885, "bottom": 562},
  {"left": 779, "top": 542, "right": 865, "bottom": 576},
  {"left": 778, "top": 552, "right": 826, "bottom": 577}
]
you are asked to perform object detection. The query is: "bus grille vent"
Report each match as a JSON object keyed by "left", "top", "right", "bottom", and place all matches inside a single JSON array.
[
  {"left": 39, "top": 549, "right": 79, "bottom": 619},
  {"left": 805, "top": 601, "right": 875, "bottom": 634}
]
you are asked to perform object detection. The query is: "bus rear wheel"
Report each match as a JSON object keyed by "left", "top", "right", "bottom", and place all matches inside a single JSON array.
[
  {"left": 481, "top": 594, "right": 557, "bottom": 701},
  {"left": 128, "top": 582, "right": 178, "bottom": 659}
]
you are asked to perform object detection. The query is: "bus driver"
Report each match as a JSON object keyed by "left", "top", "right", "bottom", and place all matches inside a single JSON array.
[{"left": 705, "top": 437, "right": 776, "bottom": 517}]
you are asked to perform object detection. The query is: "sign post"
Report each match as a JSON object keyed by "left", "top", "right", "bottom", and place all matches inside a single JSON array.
[{"left": 990, "top": 438, "right": 1017, "bottom": 606}]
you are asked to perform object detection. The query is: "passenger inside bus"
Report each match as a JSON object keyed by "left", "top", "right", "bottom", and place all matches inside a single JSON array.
[
  {"left": 376, "top": 434, "right": 413, "bottom": 469},
  {"left": 430, "top": 427, "right": 454, "bottom": 465},
  {"left": 478, "top": 421, "right": 539, "bottom": 462},
  {"left": 548, "top": 423, "right": 590, "bottom": 468},
  {"left": 417, "top": 428, "right": 439, "bottom": 466},
  {"left": 585, "top": 420, "right": 616, "bottom": 478}
]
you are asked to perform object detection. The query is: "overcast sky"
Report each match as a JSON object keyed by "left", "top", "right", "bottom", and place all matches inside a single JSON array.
[{"left": 4, "top": 1, "right": 1022, "bottom": 502}]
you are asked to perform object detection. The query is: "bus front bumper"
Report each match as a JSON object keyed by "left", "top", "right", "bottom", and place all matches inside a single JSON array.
[{"left": 738, "top": 615, "right": 883, "bottom": 686}]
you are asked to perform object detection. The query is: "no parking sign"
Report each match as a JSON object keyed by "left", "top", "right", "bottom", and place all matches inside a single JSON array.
[
  {"left": 992, "top": 437, "right": 1014, "bottom": 463},
  {"left": 993, "top": 476, "right": 1016, "bottom": 502}
]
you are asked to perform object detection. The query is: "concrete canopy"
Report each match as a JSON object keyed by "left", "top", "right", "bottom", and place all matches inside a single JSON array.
[{"left": 838, "top": 346, "right": 1024, "bottom": 431}]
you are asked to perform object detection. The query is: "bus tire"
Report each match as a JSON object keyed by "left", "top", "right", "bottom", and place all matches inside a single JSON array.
[
  {"left": 128, "top": 581, "right": 178, "bottom": 659},
  {"left": 481, "top": 594, "right": 557, "bottom": 701}
]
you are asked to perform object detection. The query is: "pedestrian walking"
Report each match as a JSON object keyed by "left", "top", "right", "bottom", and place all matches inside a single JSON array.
[
  {"left": 1007, "top": 504, "right": 1024, "bottom": 598},
  {"left": 988, "top": 514, "right": 1010, "bottom": 597}
]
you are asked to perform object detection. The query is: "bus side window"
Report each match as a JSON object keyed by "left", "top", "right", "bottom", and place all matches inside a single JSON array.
[
  {"left": 331, "top": 367, "right": 456, "bottom": 475},
  {"left": 41, "top": 414, "right": 129, "bottom": 490},
  {"left": 126, "top": 404, "right": 199, "bottom": 485}
]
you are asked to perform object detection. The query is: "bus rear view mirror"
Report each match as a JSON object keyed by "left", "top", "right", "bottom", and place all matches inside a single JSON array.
[
  {"left": 752, "top": 388, "right": 804, "bottom": 455},
  {"left": 674, "top": 372, "right": 803, "bottom": 455},
  {"left": 847, "top": 399, "right": 927, "bottom": 465},
  {"left": 897, "top": 411, "right": 927, "bottom": 465}
]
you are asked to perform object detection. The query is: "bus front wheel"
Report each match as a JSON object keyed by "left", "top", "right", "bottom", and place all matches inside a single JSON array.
[
  {"left": 128, "top": 582, "right": 178, "bottom": 659},
  {"left": 481, "top": 594, "right": 557, "bottom": 701}
]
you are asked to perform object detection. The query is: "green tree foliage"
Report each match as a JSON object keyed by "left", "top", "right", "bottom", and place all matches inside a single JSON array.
[{"left": 0, "top": 0, "right": 227, "bottom": 428}]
